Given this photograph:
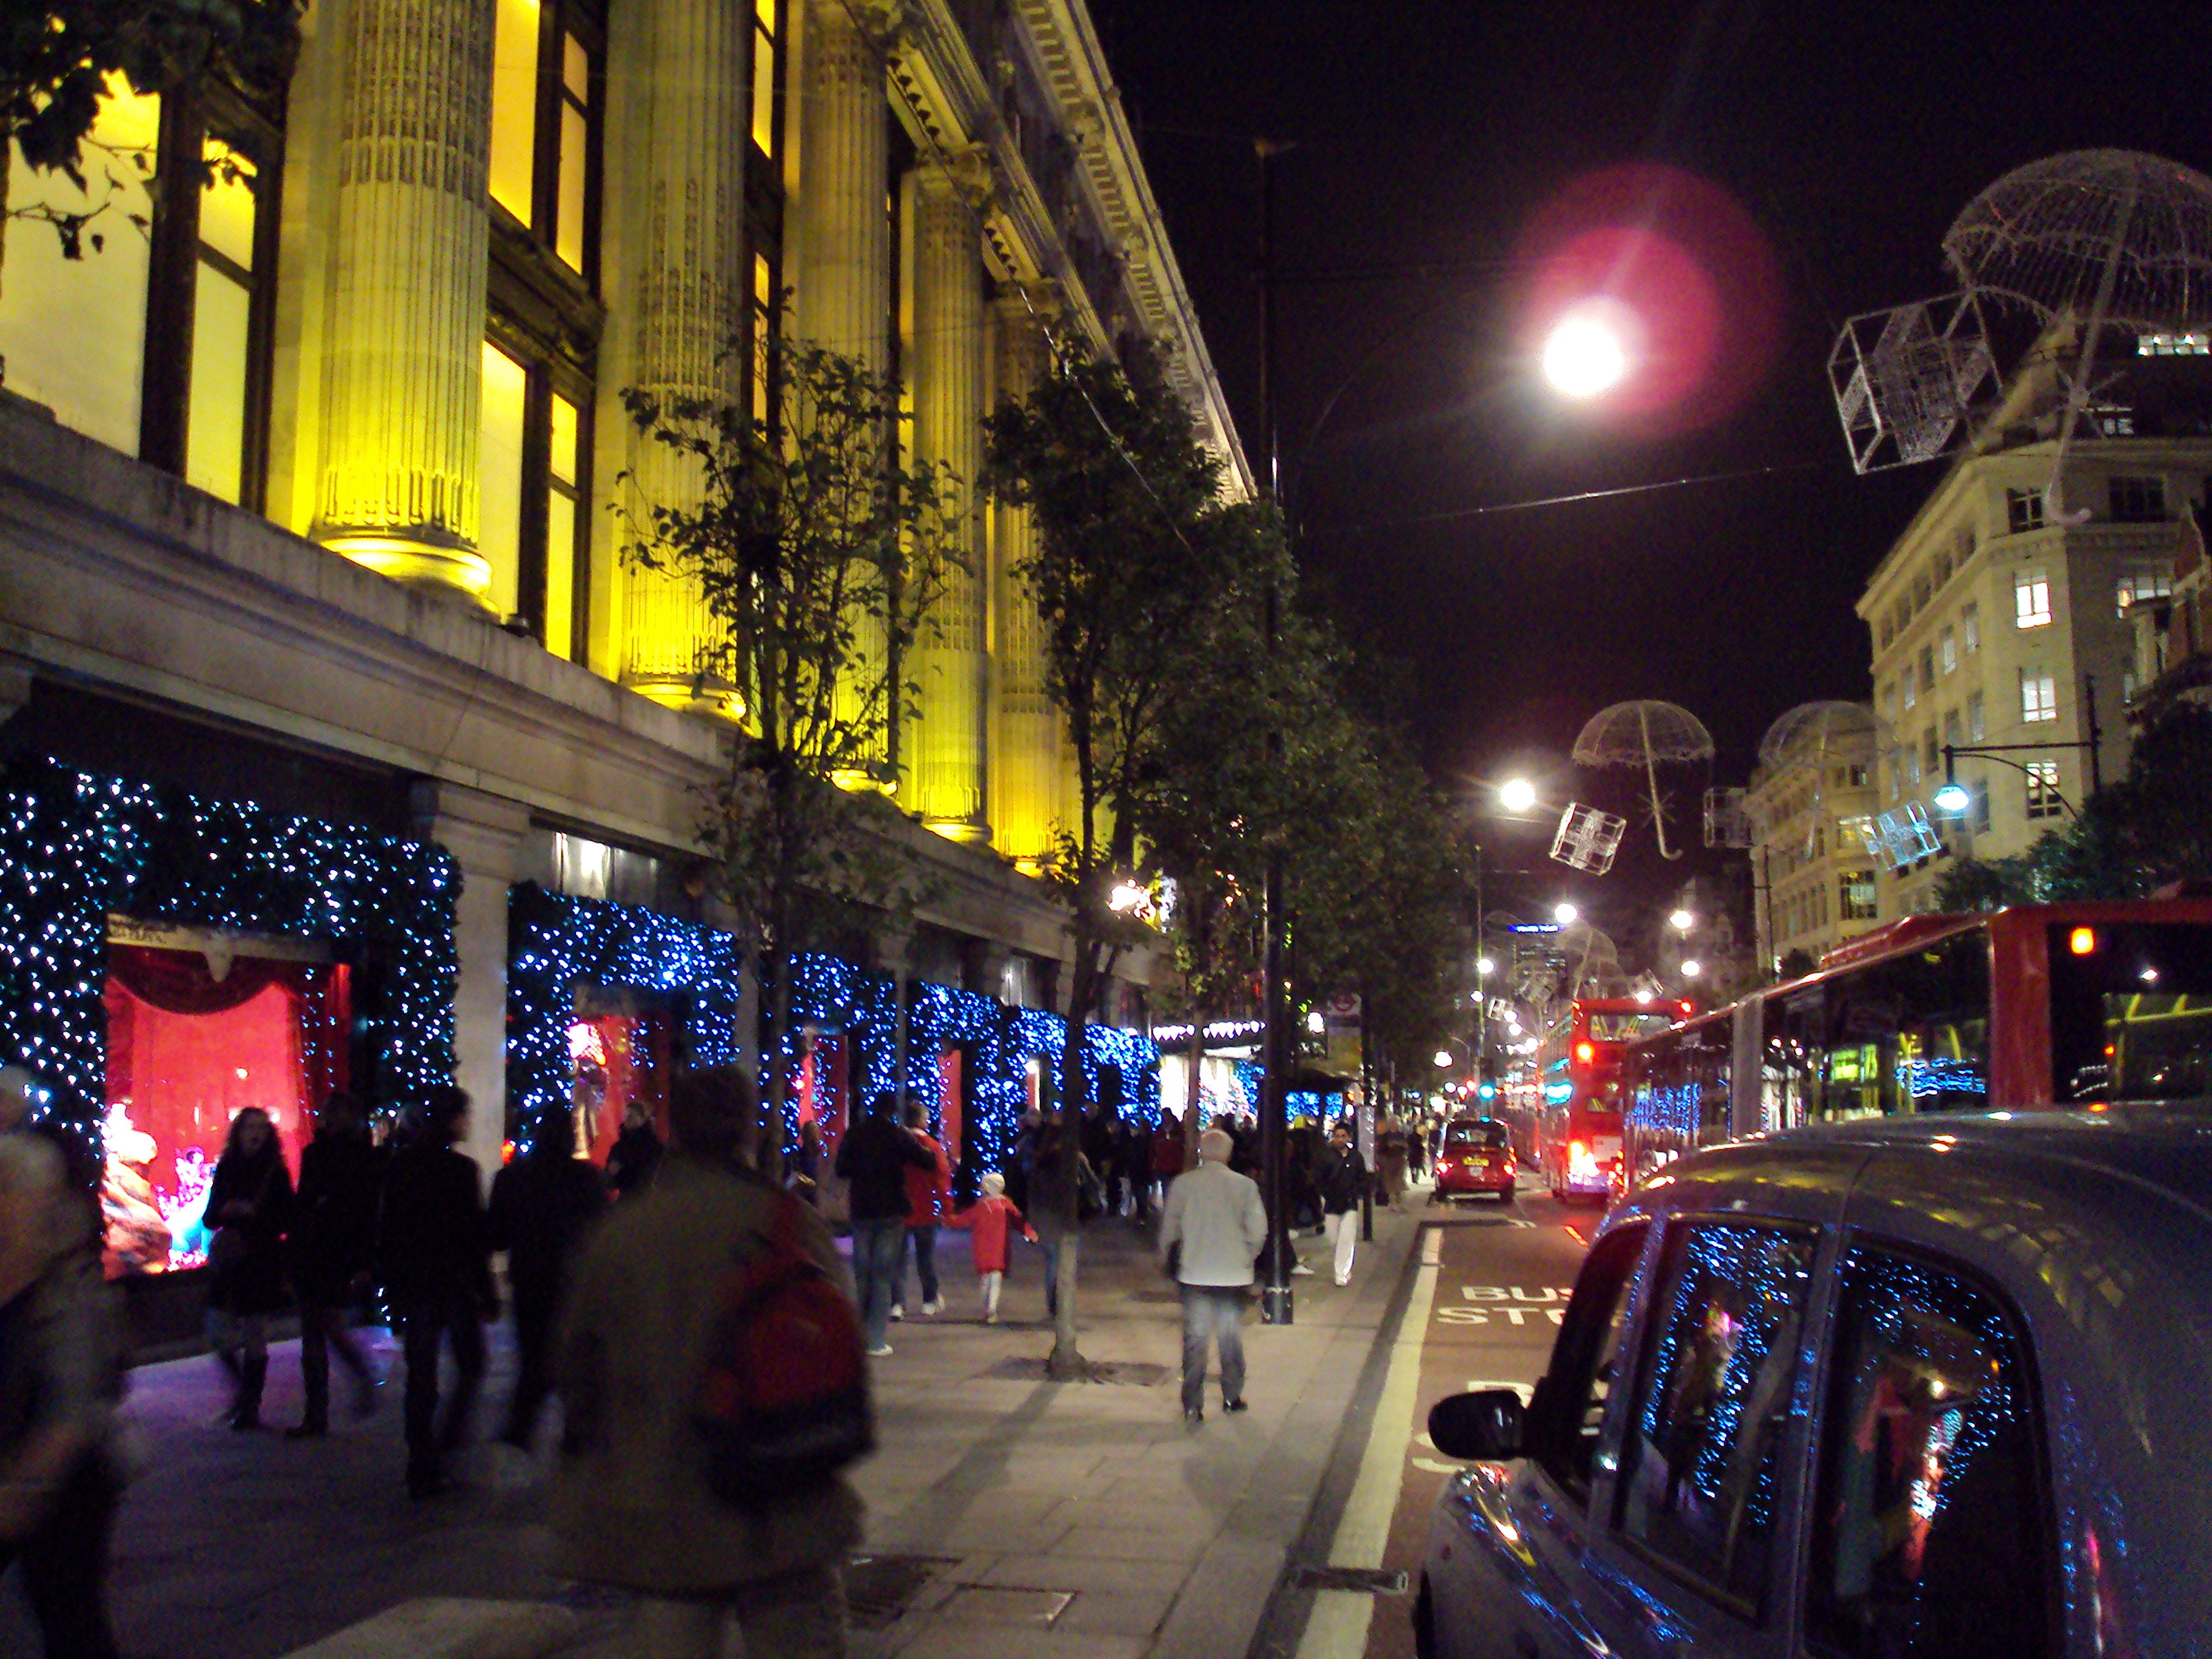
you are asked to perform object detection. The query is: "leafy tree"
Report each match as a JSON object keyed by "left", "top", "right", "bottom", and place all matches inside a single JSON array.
[
  {"left": 620, "top": 340, "right": 962, "bottom": 1156},
  {"left": 983, "top": 342, "right": 1260, "bottom": 1375},
  {"left": 2, "top": 1, "right": 300, "bottom": 258}
]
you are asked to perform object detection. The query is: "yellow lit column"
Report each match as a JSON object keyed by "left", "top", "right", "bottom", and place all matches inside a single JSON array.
[
  {"left": 908, "top": 160, "right": 988, "bottom": 839},
  {"left": 989, "top": 295, "right": 1062, "bottom": 868},
  {"left": 794, "top": 0, "right": 893, "bottom": 785},
  {"left": 609, "top": 0, "right": 749, "bottom": 706},
  {"left": 313, "top": 0, "right": 494, "bottom": 595}
]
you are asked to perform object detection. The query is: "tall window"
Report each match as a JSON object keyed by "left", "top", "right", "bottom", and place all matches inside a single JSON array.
[
  {"left": 1901, "top": 663, "right": 1917, "bottom": 711},
  {"left": 1966, "top": 692, "right": 1986, "bottom": 742},
  {"left": 1961, "top": 601, "right": 1980, "bottom": 654},
  {"left": 479, "top": 337, "right": 589, "bottom": 658},
  {"left": 751, "top": 0, "right": 785, "bottom": 161},
  {"left": 2015, "top": 571, "right": 2052, "bottom": 628},
  {"left": 1939, "top": 625, "right": 1956, "bottom": 674},
  {"left": 2006, "top": 487, "right": 2045, "bottom": 534},
  {"left": 2108, "top": 475, "right": 2165, "bottom": 523},
  {"left": 0, "top": 73, "right": 284, "bottom": 507},
  {"left": 2025, "top": 760, "right": 2063, "bottom": 820},
  {"left": 2020, "top": 669, "right": 2057, "bottom": 723},
  {"left": 489, "top": 0, "right": 603, "bottom": 282},
  {"left": 1917, "top": 644, "right": 1936, "bottom": 693},
  {"left": 1974, "top": 780, "right": 1993, "bottom": 834},
  {"left": 1840, "top": 873, "right": 1878, "bottom": 921}
]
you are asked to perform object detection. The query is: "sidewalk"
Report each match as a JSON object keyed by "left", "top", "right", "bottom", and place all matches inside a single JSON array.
[{"left": 0, "top": 1198, "right": 1428, "bottom": 1659}]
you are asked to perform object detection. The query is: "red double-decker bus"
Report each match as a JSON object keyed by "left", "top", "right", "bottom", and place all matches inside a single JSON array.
[
  {"left": 1620, "top": 899, "right": 2212, "bottom": 1191},
  {"left": 1536, "top": 995, "right": 1695, "bottom": 1202}
]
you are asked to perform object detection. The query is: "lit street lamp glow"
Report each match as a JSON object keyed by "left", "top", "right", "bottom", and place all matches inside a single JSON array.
[
  {"left": 1542, "top": 306, "right": 1631, "bottom": 398},
  {"left": 1476, "top": 955, "right": 1496, "bottom": 977},
  {"left": 1305, "top": 1010, "right": 1326, "bottom": 1034},
  {"left": 1434, "top": 1049, "right": 1454, "bottom": 1068},
  {"left": 1669, "top": 908, "right": 1696, "bottom": 933},
  {"left": 1680, "top": 959, "right": 1703, "bottom": 979},
  {"left": 1555, "top": 902, "right": 1579, "bottom": 926},
  {"left": 1934, "top": 781, "right": 1971, "bottom": 814},
  {"left": 1499, "top": 777, "right": 1538, "bottom": 814}
]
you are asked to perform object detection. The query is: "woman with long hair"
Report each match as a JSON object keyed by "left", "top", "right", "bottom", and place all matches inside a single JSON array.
[{"left": 204, "top": 1107, "right": 294, "bottom": 1430}]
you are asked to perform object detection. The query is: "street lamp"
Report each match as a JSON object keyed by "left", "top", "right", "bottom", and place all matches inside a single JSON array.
[
  {"left": 1669, "top": 908, "right": 1696, "bottom": 933},
  {"left": 1476, "top": 955, "right": 1496, "bottom": 977},
  {"left": 1305, "top": 1010, "right": 1326, "bottom": 1034},
  {"left": 1680, "top": 959, "right": 1703, "bottom": 979},
  {"left": 1498, "top": 777, "right": 1538, "bottom": 814},
  {"left": 1555, "top": 901, "right": 1579, "bottom": 926},
  {"left": 1933, "top": 779, "right": 1972, "bottom": 814},
  {"left": 1434, "top": 1048, "right": 1455, "bottom": 1069},
  {"left": 1542, "top": 303, "right": 1632, "bottom": 398}
]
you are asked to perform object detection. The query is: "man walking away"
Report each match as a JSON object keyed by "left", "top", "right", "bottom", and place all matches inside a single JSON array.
[
  {"left": 1158, "top": 1128, "right": 1268, "bottom": 1425},
  {"left": 378, "top": 1087, "right": 496, "bottom": 1499},
  {"left": 834, "top": 1097, "right": 933, "bottom": 1356},
  {"left": 488, "top": 1104, "right": 607, "bottom": 1454},
  {"left": 891, "top": 1101, "right": 951, "bottom": 1322},
  {"left": 604, "top": 1099, "right": 665, "bottom": 1200},
  {"left": 1316, "top": 1120, "right": 1368, "bottom": 1286},
  {"left": 555, "top": 1066, "right": 859, "bottom": 1658},
  {"left": 289, "top": 1091, "right": 383, "bottom": 1437}
]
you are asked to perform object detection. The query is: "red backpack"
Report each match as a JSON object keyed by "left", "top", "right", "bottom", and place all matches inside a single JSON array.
[{"left": 692, "top": 1191, "right": 875, "bottom": 1506}]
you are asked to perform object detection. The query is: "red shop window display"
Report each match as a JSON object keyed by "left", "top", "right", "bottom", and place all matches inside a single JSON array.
[
  {"left": 568, "top": 1005, "right": 674, "bottom": 1165},
  {"left": 101, "top": 936, "right": 350, "bottom": 1278}
]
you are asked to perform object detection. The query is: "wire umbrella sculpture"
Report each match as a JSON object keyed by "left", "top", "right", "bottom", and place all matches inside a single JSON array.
[
  {"left": 1944, "top": 149, "right": 2212, "bottom": 520},
  {"left": 1756, "top": 700, "right": 1878, "bottom": 858},
  {"left": 1571, "top": 700, "right": 1715, "bottom": 862}
]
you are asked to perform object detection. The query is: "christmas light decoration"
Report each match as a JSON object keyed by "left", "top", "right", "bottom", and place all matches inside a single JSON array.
[{"left": 0, "top": 758, "right": 457, "bottom": 1157}]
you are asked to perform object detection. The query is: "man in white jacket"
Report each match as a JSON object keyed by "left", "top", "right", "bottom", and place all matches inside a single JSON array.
[{"left": 1158, "top": 1127, "right": 1269, "bottom": 1424}]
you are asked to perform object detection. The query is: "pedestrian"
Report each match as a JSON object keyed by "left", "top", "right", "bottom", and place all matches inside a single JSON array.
[
  {"left": 1315, "top": 1119, "right": 1368, "bottom": 1286},
  {"left": 1150, "top": 1110, "right": 1185, "bottom": 1210},
  {"left": 378, "top": 1085, "right": 496, "bottom": 1498},
  {"left": 604, "top": 1098, "right": 665, "bottom": 1200},
  {"left": 554, "top": 1064, "right": 860, "bottom": 1657},
  {"left": 488, "top": 1104, "right": 606, "bottom": 1455},
  {"left": 0, "top": 1130, "right": 127, "bottom": 1659},
  {"left": 1118, "top": 1115, "right": 1153, "bottom": 1219},
  {"left": 791, "top": 1118, "right": 823, "bottom": 1206},
  {"left": 1005, "top": 1106, "right": 1041, "bottom": 1215},
  {"left": 203, "top": 1106, "right": 293, "bottom": 1432},
  {"left": 943, "top": 1171, "right": 1036, "bottom": 1324},
  {"left": 1158, "top": 1127, "right": 1267, "bottom": 1424},
  {"left": 1081, "top": 1110, "right": 1118, "bottom": 1218},
  {"left": 287, "top": 1090, "right": 383, "bottom": 1438},
  {"left": 1375, "top": 1118, "right": 1410, "bottom": 1213},
  {"left": 1228, "top": 1114, "right": 1259, "bottom": 1177},
  {"left": 833, "top": 1095, "right": 933, "bottom": 1356},
  {"left": 890, "top": 1099, "right": 950, "bottom": 1322}
]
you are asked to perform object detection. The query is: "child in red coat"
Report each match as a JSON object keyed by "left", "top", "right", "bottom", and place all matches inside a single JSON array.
[{"left": 945, "top": 1171, "right": 1036, "bottom": 1324}]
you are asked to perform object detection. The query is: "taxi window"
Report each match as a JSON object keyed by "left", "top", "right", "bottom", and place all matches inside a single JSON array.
[
  {"left": 1805, "top": 1248, "right": 2053, "bottom": 1659},
  {"left": 1444, "top": 1119, "right": 1509, "bottom": 1149},
  {"left": 1614, "top": 1221, "right": 1815, "bottom": 1614},
  {"left": 1533, "top": 1222, "right": 1646, "bottom": 1508}
]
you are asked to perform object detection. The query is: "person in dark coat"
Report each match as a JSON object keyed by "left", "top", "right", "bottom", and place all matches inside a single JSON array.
[
  {"left": 1119, "top": 1115, "right": 1155, "bottom": 1219},
  {"left": 602, "top": 1099, "right": 664, "bottom": 1200},
  {"left": 834, "top": 1096, "right": 934, "bottom": 1356},
  {"left": 287, "top": 1091, "right": 383, "bottom": 1437},
  {"left": 487, "top": 1104, "right": 606, "bottom": 1452},
  {"left": 203, "top": 1107, "right": 294, "bottom": 1431},
  {"left": 1316, "top": 1120, "right": 1369, "bottom": 1285},
  {"left": 377, "top": 1086, "right": 495, "bottom": 1499}
]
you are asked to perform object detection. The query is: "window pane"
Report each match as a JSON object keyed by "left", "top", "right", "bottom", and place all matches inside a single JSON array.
[
  {"left": 490, "top": 0, "right": 541, "bottom": 223},
  {"left": 1534, "top": 1222, "right": 1645, "bottom": 1507},
  {"left": 1615, "top": 1222, "right": 1815, "bottom": 1607},
  {"left": 480, "top": 343, "right": 529, "bottom": 617},
  {"left": 544, "top": 489, "right": 575, "bottom": 659},
  {"left": 555, "top": 99, "right": 587, "bottom": 271},
  {"left": 563, "top": 32, "right": 589, "bottom": 99},
  {"left": 199, "top": 138, "right": 257, "bottom": 270},
  {"left": 548, "top": 393, "right": 579, "bottom": 484},
  {"left": 1805, "top": 1249, "right": 2052, "bottom": 1659},
  {"left": 186, "top": 263, "right": 251, "bottom": 502},
  {"left": 0, "top": 76, "right": 158, "bottom": 455},
  {"left": 751, "top": 23, "right": 777, "bottom": 153}
]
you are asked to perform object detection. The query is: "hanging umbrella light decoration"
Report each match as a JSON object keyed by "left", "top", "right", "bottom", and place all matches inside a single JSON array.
[{"left": 1571, "top": 700, "right": 1717, "bottom": 862}]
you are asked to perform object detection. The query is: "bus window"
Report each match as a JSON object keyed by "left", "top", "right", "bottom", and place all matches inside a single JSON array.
[
  {"left": 1589, "top": 1011, "right": 1680, "bottom": 1043},
  {"left": 2049, "top": 922, "right": 2212, "bottom": 1103},
  {"left": 1814, "top": 929, "right": 1991, "bottom": 1119}
]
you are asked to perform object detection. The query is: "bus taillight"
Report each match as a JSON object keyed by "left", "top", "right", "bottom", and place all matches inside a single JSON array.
[{"left": 1575, "top": 1042, "right": 1595, "bottom": 1064}]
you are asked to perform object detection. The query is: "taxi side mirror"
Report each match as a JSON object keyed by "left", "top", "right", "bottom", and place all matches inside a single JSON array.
[{"left": 1428, "top": 1388, "right": 1526, "bottom": 1461}]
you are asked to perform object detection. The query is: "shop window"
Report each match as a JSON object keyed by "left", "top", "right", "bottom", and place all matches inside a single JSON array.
[
  {"left": 568, "top": 1004, "right": 671, "bottom": 1164},
  {"left": 479, "top": 337, "right": 589, "bottom": 655},
  {"left": 488, "top": 0, "right": 603, "bottom": 282},
  {"left": 1805, "top": 1248, "right": 2054, "bottom": 1658},
  {"left": 0, "top": 73, "right": 283, "bottom": 506},
  {"left": 100, "top": 939, "right": 347, "bottom": 1276},
  {"left": 1614, "top": 1221, "right": 1815, "bottom": 1611}
]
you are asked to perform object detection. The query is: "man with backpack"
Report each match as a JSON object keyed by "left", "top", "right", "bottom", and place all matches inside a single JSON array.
[{"left": 555, "top": 1065, "right": 863, "bottom": 1657}]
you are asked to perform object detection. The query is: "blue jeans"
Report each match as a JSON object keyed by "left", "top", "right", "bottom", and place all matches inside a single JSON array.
[
  {"left": 1180, "top": 1285, "right": 1247, "bottom": 1413},
  {"left": 902, "top": 1225, "right": 940, "bottom": 1307},
  {"left": 851, "top": 1218, "right": 907, "bottom": 1349}
]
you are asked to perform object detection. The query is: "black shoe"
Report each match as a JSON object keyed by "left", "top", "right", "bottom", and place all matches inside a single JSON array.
[
  {"left": 1223, "top": 1396, "right": 1249, "bottom": 1413},
  {"left": 1184, "top": 1406, "right": 1204, "bottom": 1425}
]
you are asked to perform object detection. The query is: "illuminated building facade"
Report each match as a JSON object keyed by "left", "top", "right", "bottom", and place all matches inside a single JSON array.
[{"left": 0, "top": 0, "right": 1240, "bottom": 1202}]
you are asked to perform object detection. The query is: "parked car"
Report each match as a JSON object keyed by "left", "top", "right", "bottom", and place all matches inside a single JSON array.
[
  {"left": 1415, "top": 1108, "right": 2212, "bottom": 1658},
  {"left": 1431, "top": 1117, "right": 1517, "bottom": 1204}
]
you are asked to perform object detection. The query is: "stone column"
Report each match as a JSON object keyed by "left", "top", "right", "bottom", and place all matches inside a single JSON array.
[
  {"left": 989, "top": 295, "right": 1061, "bottom": 866},
  {"left": 907, "top": 159, "right": 988, "bottom": 837},
  {"left": 410, "top": 782, "right": 532, "bottom": 1190},
  {"left": 313, "top": 0, "right": 494, "bottom": 599}
]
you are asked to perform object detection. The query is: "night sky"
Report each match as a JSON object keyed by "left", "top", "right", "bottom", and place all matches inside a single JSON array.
[{"left": 1092, "top": 0, "right": 2212, "bottom": 929}]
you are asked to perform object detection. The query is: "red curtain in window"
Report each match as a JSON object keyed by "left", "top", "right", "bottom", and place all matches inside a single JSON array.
[{"left": 107, "top": 944, "right": 297, "bottom": 1016}]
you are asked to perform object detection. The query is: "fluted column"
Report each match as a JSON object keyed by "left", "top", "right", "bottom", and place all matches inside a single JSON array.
[
  {"left": 796, "top": 0, "right": 893, "bottom": 782},
  {"left": 989, "top": 295, "right": 1062, "bottom": 866},
  {"left": 908, "top": 161, "right": 988, "bottom": 837},
  {"left": 613, "top": 0, "right": 748, "bottom": 706},
  {"left": 313, "top": 0, "right": 493, "bottom": 597}
]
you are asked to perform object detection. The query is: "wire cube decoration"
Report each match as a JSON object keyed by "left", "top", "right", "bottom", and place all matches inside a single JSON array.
[
  {"left": 1872, "top": 803, "right": 1944, "bottom": 871},
  {"left": 1551, "top": 802, "right": 1628, "bottom": 874},
  {"left": 1486, "top": 997, "right": 1513, "bottom": 1024},
  {"left": 1703, "top": 786, "right": 1754, "bottom": 849},
  {"left": 1828, "top": 292, "right": 2001, "bottom": 474}
]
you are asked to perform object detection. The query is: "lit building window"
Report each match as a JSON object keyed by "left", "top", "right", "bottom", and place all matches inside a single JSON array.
[
  {"left": 1902, "top": 664, "right": 1917, "bottom": 711},
  {"left": 2108, "top": 475, "right": 2166, "bottom": 524},
  {"left": 2025, "top": 760, "right": 2063, "bottom": 820},
  {"left": 1961, "top": 601, "right": 1980, "bottom": 653},
  {"left": 480, "top": 338, "right": 591, "bottom": 659},
  {"left": 1840, "top": 873, "right": 1877, "bottom": 922},
  {"left": 1939, "top": 625, "right": 1956, "bottom": 674},
  {"left": 2020, "top": 668, "right": 2057, "bottom": 723},
  {"left": 752, "top": 0, "right": 785, "bottom": 160},
  {"left": 2116, "top": 569, "right": 2174, "bottom": 616},
  {"left": 2139, "top": 332, "right": 2210, "bottom": 355},
  {"left": 2006, "top": 487, "right": 2045, "bottom": 534},
  {"left": 752, "top": 252, "right": 779, "bottom": 426},
  {"left": 489, "top": 0, "right": 603, "bottom": 281},
  {"left": 2015, "top": 571, "right": 2052, "bottom": 628}
]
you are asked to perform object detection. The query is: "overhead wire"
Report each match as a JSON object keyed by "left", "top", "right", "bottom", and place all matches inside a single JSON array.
[{"left": 1303, "top": 456, "right": 1830, "bottom": 534}]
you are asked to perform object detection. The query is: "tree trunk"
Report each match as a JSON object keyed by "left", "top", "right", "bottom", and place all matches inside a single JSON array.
[
  {"left": 1182, "top": 1015, "right": 1206, "bottom": 1168},
  {"left": 1047, "top": 933, "right": 1102, "bottom": 1379}
]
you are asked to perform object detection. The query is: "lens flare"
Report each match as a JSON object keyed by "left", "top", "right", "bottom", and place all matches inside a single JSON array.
[{"left": 1543, "top": 306, "right": 1631, "bottom": 397}]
